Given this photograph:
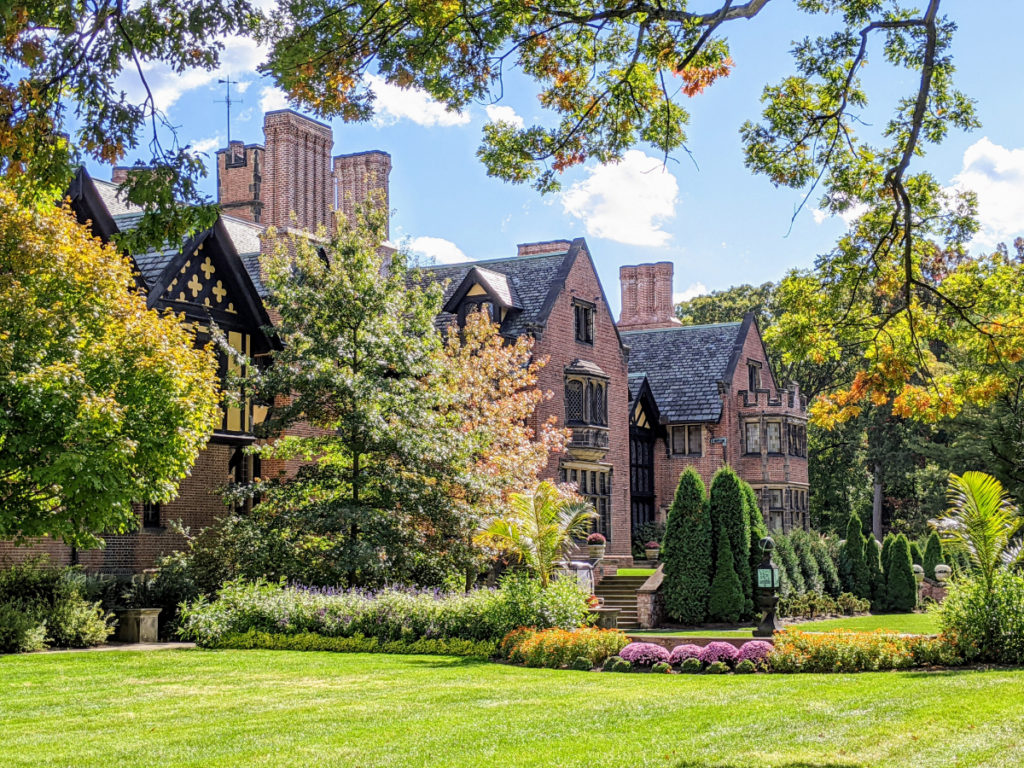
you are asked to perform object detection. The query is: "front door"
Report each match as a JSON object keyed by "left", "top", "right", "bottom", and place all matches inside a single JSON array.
[{"left": 629, "top": 428, "right": 656, "bottom": 530}]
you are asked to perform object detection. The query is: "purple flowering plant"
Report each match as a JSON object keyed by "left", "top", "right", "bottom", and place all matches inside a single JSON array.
[
  {"left": 668, "top": 643, "right": 703, "bottom": 665},
  {"left": 737, "top": 640, "right": 773, "bottom": 668},
  {"left": 618, "top": 641, "right": 671, "bottom": 666},
  {"left": 697, "top": 641, "right": 740, "bottom": 666}
]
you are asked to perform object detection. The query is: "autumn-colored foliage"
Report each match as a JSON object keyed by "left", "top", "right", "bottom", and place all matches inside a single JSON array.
[{"left": 0, "top": 185, "right": 220, "bottom": 547}]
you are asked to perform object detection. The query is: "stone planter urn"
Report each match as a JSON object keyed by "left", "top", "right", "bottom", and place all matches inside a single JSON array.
[
  {"left": 586, "top": 533, "right": 607, "bottom": 561},
  {"left": 934, "top": 564, "right": 951, "bottom": 582},
  {"left": 913, "top": 564, "right": 925, "bottom": 583},
  {"left": 116, "top": 608, "right": 161, "bottom": 644},
  {"left": 644, "top": 545, "right": 660, "bottom": 561}
]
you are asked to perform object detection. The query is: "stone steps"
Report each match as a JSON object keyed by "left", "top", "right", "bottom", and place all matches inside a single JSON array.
[{"left": 593, "top": 575, "right": 648, "bottom": 630}]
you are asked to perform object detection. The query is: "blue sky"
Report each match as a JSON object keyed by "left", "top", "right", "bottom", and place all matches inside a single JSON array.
[{"left": 90, "top": 1, "right": 1024, "bottom": 317}]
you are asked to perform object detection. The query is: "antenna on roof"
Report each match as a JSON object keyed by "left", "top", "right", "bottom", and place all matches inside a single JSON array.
[{"left": 216, "top": 77, "right": 242, "bottom": 145}]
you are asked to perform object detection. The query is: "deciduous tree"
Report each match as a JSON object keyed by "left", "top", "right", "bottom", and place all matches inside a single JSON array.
[{"left": 0, "top": 185, "right": 220, "bottom": 548}]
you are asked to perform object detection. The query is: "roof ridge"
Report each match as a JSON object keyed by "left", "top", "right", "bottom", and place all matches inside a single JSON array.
[
  {"left": 620, "top": 321, "right": 743, "bottom": 334},
  {"left": 418, "top": 249, "right": 569, "bottom": 270}
]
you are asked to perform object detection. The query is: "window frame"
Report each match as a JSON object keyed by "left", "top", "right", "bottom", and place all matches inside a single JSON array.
[
  {"left": 768, "top": 489, "right": 783, "bottom": 511},
  {"left": 559, "top": 465, "right": 612, "bottom": 540},
  {"left": 744, "top": 422, "right": 761, "bottom": 455},
  {"left": 565, "top": 374, "right": 606, "bottom": 427},
  {"left": 142, "top": 502, "right": 162, "bottom": 529},
  {"left": 765, "top": 421, "right": 782, "bottom": 454},
  {"left": 671, "top": 424, "right": 703, "bottom": 457},
  {"left": 747, "top": 361, "right": 762, "bottom": 392},
  {"left": 573, "top": 299, "right": 595, "bottom": 345}
]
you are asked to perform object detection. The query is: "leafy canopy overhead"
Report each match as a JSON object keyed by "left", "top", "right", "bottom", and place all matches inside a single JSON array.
[
  {"left": 261, "top": 0, "right": 1024, "bottom": 422},
  {"left": 0, "top": 0, "right": 259, "bottom": 248}
]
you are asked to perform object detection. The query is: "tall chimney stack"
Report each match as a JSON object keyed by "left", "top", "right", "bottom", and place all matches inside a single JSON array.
[
  {"left": 332, "top": 150, "right": 392, "bottom": 238},
  {"left": 262, "top": 110, "right": 334, "bottom": 232},
  {"left": 618, "top": 262, "right": 682, "bottom": 331},
  {"left": 216, "top": 140, "right": 265, "bottom": 223}
]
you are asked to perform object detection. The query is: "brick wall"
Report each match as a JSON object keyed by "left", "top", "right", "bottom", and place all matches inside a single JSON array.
[
  {"left": 649, "top": 321, "right": 809, "bottom": 532},
  {"left": 262, "top": 110, "right": 335, "bottom": 232},
  {"left": 530, "top": 245, "right": 633, "bottom": 571},
  {"left": 0, "top": 444, "right": 234, "bottom": 573}
]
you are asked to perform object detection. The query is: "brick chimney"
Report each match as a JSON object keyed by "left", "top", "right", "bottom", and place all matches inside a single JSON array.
[
  {"left": 618, "top": 262, "right": 682, "bottom": 331},
  {"left": 262, "top": 109, "right": 334, "bottom": 232},
  {"left": 216, "top": 140, "right": 265, "bottom": 223},
  {"left": 517, "top": 239, "right": 573, "bottom": 257},
  {"left": 333, "top": 150, "right": 392, "bottom": 238},
  {"left": 111, "top": 167, "right": 131, "bottom": 185}
]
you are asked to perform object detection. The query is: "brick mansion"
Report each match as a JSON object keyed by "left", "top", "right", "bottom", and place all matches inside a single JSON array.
[{"left": 0, "top": 109, "right": 808, "bottom": 574}]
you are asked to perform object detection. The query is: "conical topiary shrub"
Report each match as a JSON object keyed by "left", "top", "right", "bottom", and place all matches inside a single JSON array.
[
  {"left": 709, "top": 467, "right": 751, "bottom": 617},
  {"left": 923, "top": 531, "right": 944, "bottom": 580},
  {"left": 661, "top": 468, "right": 712, "bottom": 625},
  {"left": 885, "top": 535, "right": 917, "bottom": 613},
  {"left": 707, "top": 530, "right": 744, "bottom": 623}
]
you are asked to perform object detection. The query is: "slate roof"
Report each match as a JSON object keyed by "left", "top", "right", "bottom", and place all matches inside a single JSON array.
[
  {"left": 417, "top": 249, "right": 572, "bottom": 336},
  {"left": 95, "top": 182, "right": 267, "bottom": 297},
  {"left": 622, "top": 321, "right": 745, "bottom": 423}
]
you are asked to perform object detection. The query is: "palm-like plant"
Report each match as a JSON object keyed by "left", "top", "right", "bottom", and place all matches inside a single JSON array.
[
  {"left": 930, "top": 471, "right": 1024, "bottom": 594},
  {"left": 476, "top": 480, "right": 597, "bottom": 586}
]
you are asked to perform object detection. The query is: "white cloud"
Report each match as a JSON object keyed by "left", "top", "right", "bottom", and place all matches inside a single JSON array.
[
  {"left": 951, "top": 137, "right": 1024, "bottom": 248},
  {"left": 259, "top": 86, "right": 290, "bottom": 113},
  {"left": 560, "top": 151, "right": 679, "bottom": 247},
  {"left": 485, "top": 104, "right": 524, "bottom": 129},
  {"left": 367, "top": 74, "right": 470, "bottom": 128},
  {"left": 405, "top": 236, "right": 470, "bottom": 265},
  {"left": 673, "top": 282, "right": 707, "bottom": 304},
  {"left": 811, "top": 202, "right": 868, "bottom": 227},
  {"left": 190, "top": 135, "right": 224, "bottom": 155},
  {"left": 122, "top": 36, "right": 267, "bottom": 113}
]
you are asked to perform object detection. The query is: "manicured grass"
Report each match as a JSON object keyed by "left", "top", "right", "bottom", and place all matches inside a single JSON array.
[
  {"left": 2, "top": 649, "right": 1022, "bottom": 767},
  {"left": 615, "top": 568, "right": 656, "bottom": 577},
  {"left": 633, "top": 612, "right": 941, "bottom": 638}
]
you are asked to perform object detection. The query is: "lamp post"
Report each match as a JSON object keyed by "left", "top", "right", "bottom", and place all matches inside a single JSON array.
[{"left": 754, "top": 536, "right": 783, "bottom": 637}]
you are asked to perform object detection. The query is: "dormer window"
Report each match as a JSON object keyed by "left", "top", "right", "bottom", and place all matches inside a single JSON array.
[
  {"left": 574, "top": 299, "right": 595, "bottom": 344},
  {"left": 458, "top": 297, "right": 498, "bottom": 326}
]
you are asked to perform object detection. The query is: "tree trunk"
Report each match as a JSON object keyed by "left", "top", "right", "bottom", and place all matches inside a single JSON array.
[{"left": 872, "top": 463, "right": 883, "bottom": 541}]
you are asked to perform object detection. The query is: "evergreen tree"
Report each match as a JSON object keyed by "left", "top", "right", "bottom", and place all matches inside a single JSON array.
[
  {"left": 773, "top": 534, "right": 805, "bottom": 596},
  {"left": 709, "top": 468, "right": 751, "bottom": 615},
  {"left": 707, "top": 530, "right": 744, "bottom": 623},
  {"left": 743, "top": 481, "right": 769, "bottom": 614},
  {"left": 865, "top": 535, "right": 885, "bottom": 608},
  {"left": 810, "top": 535, "right": 842, "bottom": 597},
  {"left": 879, "top": 533, "right": 898, "bottom": 611},
  {"left": 885, "top": 535, "right": 918, "bottom": 612},
  {"left": 840, "top": 512, "right": 872, "bottom": 599},
  {"left": 791, "top": 530, "right": 824, "bottom": 593},
  {"left": 661, "top": 469, "right": 712, "bottom": 625},
  {"left": 923, "top": 531, "right": 944, "bottom": 580},
  {"left": 910, "top": 540, "right": 924, "bottom": 566}
]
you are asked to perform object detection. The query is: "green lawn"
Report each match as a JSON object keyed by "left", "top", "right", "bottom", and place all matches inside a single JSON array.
[
  {"left": 2, "top": 649, "right": 1021, "bottom": 767},
  {"left": 633, "top": 612, "right": 940, "bottom": 638},
  {"left": 615, "top": 568, "right": 656, "bottom": 577}
]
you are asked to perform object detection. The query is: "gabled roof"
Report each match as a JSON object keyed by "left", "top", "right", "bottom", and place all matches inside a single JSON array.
[
  {"left": 68, "top": 168, "right": 271, "bottom": 339},
  {"left": 621, "top": 319, "right": 749, "bottom": 423},
  {"left": 440, "top": 265, "right": 523, "bottom": 314},
  {"left": 418, "top": 246, "right": 574, "bottom": 336}
]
